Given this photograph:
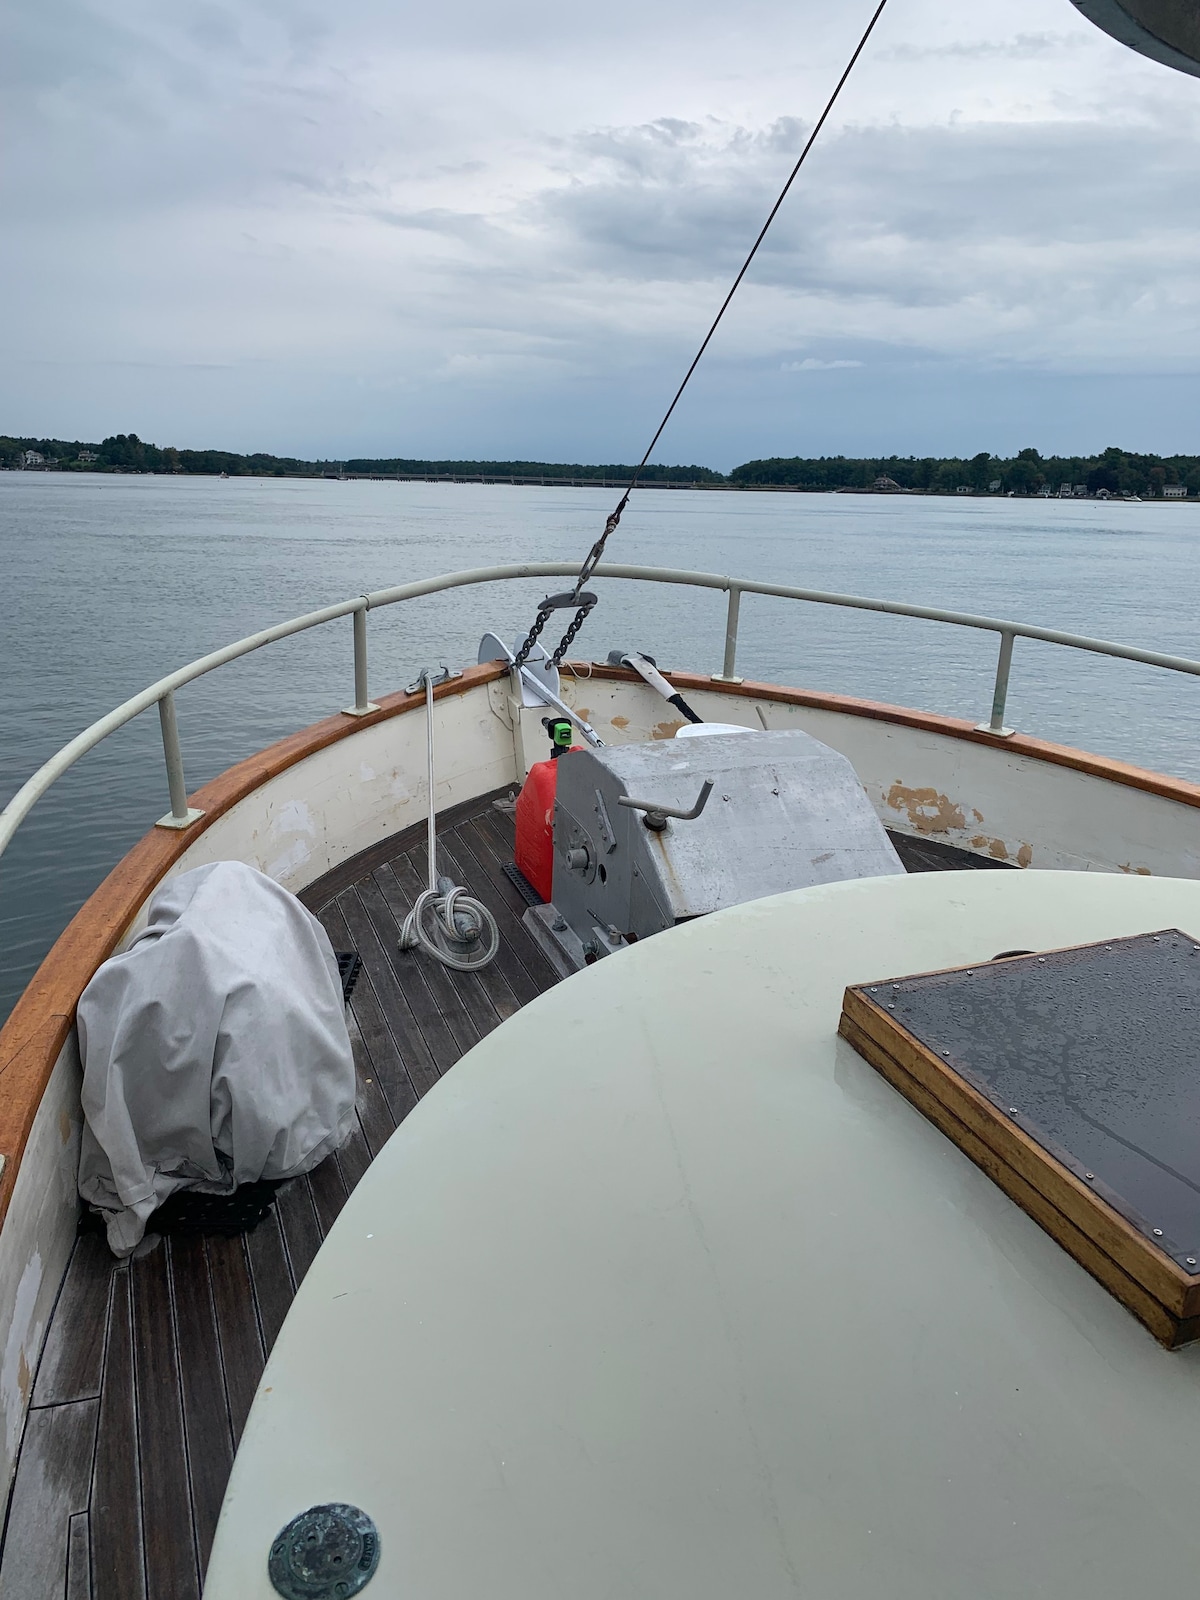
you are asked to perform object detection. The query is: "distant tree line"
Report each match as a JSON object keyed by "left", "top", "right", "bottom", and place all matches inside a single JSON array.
[
  {"left": 0, "top": 435, "right": 722, "bottom": 483},
  {"left": 1, "top": 435, "right": 1196, "bottom": 497},
  {"left": 730, "top": 447, "right": 1200, "bottom": 497},
  {"left": 0, "top": 433, "right": 325, "bottom": 477},
  {"left": 340, "top": 456, "right": 726, "bottom": 482}
]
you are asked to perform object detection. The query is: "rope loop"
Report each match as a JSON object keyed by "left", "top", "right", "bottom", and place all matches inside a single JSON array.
[
  {"left": 397, "top": 667, "right": 500, "bottom": 971},
  {"left": 400, "top": 886, "right": 500, "bottom": 971}
]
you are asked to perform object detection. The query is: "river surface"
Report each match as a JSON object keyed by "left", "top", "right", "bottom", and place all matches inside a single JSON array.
[{"left": 3, "top": 472, "right": 1199, "bottom": 1023}]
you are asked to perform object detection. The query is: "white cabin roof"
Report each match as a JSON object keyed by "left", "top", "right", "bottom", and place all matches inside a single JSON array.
[{"left": 205, "top": 869, "right": 1200, "bottom": 1599}]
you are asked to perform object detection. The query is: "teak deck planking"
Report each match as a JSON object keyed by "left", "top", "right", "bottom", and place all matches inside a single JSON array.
[{"left": 0, "top": 794, "right": 992, "bottom": 1598}]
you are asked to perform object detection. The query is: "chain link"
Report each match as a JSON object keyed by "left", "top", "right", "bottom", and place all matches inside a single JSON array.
[
  {"left": 512, "top": 592, "right": 599, "bottom": 671},
  {"left": 511, "top": 495, "right": 628, "bottom": 669},
  {"left": 510, "top": 604, "right": 552, "bottom": 671},
  {"left": 550, "top": 604, "right": 595, "bottom": 666}
]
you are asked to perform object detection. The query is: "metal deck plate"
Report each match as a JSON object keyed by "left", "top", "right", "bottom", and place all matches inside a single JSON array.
[{"left": 871, "top": 930, "right": 1200, "bottom": 1269}]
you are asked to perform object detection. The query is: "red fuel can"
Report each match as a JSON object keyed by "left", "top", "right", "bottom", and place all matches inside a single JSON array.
[{"left": 514, "top": 757, "right": 560, "bottom": 903}]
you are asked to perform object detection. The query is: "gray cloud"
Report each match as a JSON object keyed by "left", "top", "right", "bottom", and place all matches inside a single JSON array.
[
  {"left": 520, "top": 108, "right": 1200, "bottom": 373},
  {"left": 2, "top": 0, "right": 1200, "bottom": 462},
  {"left": 783, "top": 359, "right": 864, "bottom": 370},
  {"left": 879, "top": 32, "right": 1086, "bottom": 61}
]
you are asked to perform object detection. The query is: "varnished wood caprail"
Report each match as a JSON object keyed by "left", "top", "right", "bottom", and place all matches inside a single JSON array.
[
  {"left": 582, "top": 665, "right": 1200, "bottom": 809},
  {"left": 7, "top": 559, "right": 1200, "bottom": 859}
]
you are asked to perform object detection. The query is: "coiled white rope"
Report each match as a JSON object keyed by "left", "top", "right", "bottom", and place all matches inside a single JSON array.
[{"left": 399, "top": 671, "right": 500, "bottom": 972}]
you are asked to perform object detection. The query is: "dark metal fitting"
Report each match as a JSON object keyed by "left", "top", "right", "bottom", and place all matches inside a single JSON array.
[
  {"left": 618, "top": 778, "right": 714, "bottom": 832},
  {"left": 606, "top": 649, "right": 657, "bottom": 667},
  {"left": 540, "top": 591, "right": 598, "bottom": 612},
  {"left": 268, "top": 1503, "right": 380, "bottom": 1598}
]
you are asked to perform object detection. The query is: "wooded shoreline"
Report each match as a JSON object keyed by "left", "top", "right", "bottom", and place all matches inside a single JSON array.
[{"left": 3, "top": 435, "right": 1197, "bottom": 499}]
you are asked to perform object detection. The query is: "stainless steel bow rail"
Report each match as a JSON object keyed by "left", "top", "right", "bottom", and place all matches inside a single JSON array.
[{"left": 3, "top": 559, "right": 1200, "bottom": 866}]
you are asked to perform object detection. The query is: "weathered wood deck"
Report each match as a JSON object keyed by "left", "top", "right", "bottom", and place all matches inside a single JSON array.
[{"left": 0, "top": 793, "right": 1003, "bottom": 1598}]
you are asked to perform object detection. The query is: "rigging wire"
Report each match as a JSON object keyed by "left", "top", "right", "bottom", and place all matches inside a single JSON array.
[{"left": 512, "top": 0, "right": 892, "bottom": 669}]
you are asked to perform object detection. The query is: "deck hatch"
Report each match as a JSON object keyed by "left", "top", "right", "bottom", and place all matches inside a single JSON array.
[{"left": 840, "top": 930, "right": 1200, "bottom": 1347}]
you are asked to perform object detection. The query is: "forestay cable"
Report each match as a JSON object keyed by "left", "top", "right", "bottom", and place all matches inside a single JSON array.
[{"left": 512, "top": 0, "right": 893, "bottom": 669}]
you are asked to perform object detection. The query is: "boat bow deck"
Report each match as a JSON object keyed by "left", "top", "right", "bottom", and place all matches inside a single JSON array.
[{"left": 0, "top": 795, "right": 999, "bottom": 1599}]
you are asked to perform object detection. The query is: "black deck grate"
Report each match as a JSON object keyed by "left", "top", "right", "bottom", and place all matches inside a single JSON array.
[
  {"left": 501, "top": 861, "right": 545, "bottom": 907},
  {"left": 875, "top": 930, "right": 1200, "bottom": 1267}
]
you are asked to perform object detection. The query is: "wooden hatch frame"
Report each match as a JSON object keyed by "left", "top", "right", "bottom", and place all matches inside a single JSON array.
[{"left": 840, "top": 943, "right": 1200, "bottom": 1348}]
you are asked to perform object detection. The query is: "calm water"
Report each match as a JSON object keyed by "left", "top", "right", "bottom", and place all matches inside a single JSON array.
[{"left": 3, "top": 473, "right": 1199, "bottom": 1023}]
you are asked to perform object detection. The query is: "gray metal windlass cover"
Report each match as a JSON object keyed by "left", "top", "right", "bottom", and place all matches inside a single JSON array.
[{"left": 546, "top": 729, "right": 902, "bottom": 959}]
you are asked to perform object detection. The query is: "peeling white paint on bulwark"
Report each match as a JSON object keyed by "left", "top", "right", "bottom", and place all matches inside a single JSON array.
[
  {"left": 264, "top": 798, "right": 319, "bottom": 883},
  {"left": 270, "top": 798, "right": 317, "bottom": 839},
  {"left": 3, "top": 1253, "right": 43, "bottom": 1462},
  {"left": 359, "top": 762, "right": 377, "bottom": 782},
  {"left": 266, "top": 837, "right": 314, "bottom": 884}
]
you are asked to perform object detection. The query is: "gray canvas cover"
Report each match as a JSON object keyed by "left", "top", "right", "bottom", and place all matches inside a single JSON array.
[{"left": 78, "top": 861, "right": 356, "bottom": 1256}]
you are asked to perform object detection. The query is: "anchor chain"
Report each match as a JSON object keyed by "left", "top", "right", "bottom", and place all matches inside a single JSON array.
[
  {"left": 550, "top": 600, "right": 596, "bottom": 666},
  {"left": 509, "top": 604, "right": 551, "bottom": 672},
  {"left": 511, "top": 497, "right": 626, "bottom": 670},
  {"left": 511, "top": 586, "right": 604, "bottom": 670}
]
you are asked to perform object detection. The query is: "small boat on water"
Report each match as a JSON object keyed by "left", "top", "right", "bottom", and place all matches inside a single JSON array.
[{"left": 2, "top": 6, "right": 1200, "bottom": 1598}]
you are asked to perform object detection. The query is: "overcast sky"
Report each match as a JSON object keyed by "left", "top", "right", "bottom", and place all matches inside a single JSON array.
[{"left": 4, "top": 0, "right": 1200, "bottom": 466}]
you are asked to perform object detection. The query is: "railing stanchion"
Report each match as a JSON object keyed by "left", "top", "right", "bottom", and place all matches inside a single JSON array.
[
  {"left": 7, "top": 561, "right": 1200, "bottom": 870},
  {"left": 977, "top": 629, "right": 1016, "bottom": 737},
  {"left": 712, "top": 585, "right": 744, "bottom": 683},
  {"left": 344, "top": 603, "right": 379, "bottom": 716},
  {"left": 155, "top": 691, "right": 204, "bottom": 830}
]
